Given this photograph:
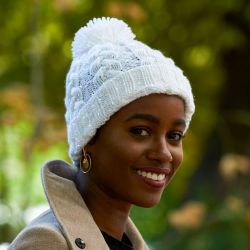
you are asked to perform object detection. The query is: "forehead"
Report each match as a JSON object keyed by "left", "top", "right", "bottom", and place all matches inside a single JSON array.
[{"left": 111, "top": 93, "right": 185, "bottom": 122}]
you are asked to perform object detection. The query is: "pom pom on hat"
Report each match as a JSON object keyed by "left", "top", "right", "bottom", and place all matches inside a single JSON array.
[
  {"left": 72, "top": 17, "right": 136, "bottom": 58},
  {"left": 65, "top": 17, "right": 195, "bottom": 166}
]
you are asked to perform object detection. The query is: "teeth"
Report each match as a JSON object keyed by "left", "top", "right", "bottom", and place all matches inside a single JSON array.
[
  {"left": 152, "top": 173, "right": 157, "bottom": 180},
  {"left": 137, "top": 170, "right": 166, "bottom": 181},
  {"left": 146, "top": 172, "right": 152, "bottom": 179},
  {"left": 158, "top": 174, "right": 165, "bottom": 181}
]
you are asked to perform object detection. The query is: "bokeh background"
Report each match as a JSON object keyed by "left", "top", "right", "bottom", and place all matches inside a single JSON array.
[{"left": 1, "top": 0, "right": 250, "bottom": 249}]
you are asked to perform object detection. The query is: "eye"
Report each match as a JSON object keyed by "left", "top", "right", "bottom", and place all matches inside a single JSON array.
[
  {"left": 130, "top": 127, "right": 151, "bottom": 137},
  {"left": 168, "top": 131, "right": 184, "bottom": 142}
]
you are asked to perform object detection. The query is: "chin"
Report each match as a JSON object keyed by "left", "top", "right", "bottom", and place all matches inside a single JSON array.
[{"left": 134, "top": 197, "right": 162, "bottom": 208}]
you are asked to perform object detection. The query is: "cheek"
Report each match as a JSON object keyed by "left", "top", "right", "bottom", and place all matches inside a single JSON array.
[
  {"left": 172, "top": 146, "right": 183, "bottom": 169},
  {"left": 167, "top": 146, "right": 183, "bottom": 187},
  {"left": 91, "top": 134, "right": 141, "bottom": 170},
  {"left": 107, "top": 138, "right": 145, "bottom": 165}
]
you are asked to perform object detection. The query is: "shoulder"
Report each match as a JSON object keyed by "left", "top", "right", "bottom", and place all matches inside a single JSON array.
[{"left": 8, "top": 210, "right": 69, "bottom": 250}]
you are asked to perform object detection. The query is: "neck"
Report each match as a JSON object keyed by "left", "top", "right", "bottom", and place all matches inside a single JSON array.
[{"left": 75, "top": 170, "right": 132, "bottom": 240}]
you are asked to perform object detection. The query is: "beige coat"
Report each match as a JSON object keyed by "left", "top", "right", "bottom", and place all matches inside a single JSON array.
[{"left": 8, "top": 160, "right": 149, "bottom": 250}]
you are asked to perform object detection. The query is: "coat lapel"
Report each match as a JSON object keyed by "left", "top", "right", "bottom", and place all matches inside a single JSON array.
[
  {"left": 41, "top": 160, "right": 148, "bottom": 250},
  {"left": 41, "top": 160, "right": 109, "bottom": 249}
]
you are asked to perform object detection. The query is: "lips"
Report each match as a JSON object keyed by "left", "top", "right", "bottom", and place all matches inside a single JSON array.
[{"left": 134, "top": 167, "right": 172, "bottom": 188}]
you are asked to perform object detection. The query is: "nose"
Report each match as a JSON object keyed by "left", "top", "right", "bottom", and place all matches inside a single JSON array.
[{"left": 147, "top": 138, "right": 173, "bottom": 163}]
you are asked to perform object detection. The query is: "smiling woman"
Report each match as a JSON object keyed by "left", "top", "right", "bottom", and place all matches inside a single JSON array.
[
  {"left": 82, "top": 94, "right": 185, "bottom": 210},
  {"left": 8, "top": 17, "right": 195, "bottom": 250}
]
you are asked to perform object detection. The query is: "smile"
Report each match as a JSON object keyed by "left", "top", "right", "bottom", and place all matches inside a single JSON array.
[{"left": 136, "top": 170, "right": 166, "bottom": 181}]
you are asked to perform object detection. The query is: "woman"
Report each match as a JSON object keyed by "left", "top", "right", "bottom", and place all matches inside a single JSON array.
[{"left": 8, "top": 17, "right": 195, "bottom": 249}]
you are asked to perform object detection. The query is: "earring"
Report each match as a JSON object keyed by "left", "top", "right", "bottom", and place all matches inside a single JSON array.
[{"left": 80, "top": 150, "right": 92, "bottom": 173}]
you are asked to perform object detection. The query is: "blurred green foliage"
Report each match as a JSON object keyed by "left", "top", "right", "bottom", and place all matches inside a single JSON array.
[{"left": 0, "top": 0, "right": 250, "bottom": 249}]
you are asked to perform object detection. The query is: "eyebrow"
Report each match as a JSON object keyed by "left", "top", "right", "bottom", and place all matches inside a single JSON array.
[
  {"left": 173, "top": 119, "right": 186, "bottom": 128},
  {"left": 125, "top": 113, "right": 160, "bottom": 124},
  {"left": 125, "top": 113, "right": 186, "bottom": 128}
]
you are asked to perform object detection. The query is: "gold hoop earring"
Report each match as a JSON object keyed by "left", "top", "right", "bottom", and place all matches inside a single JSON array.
[{"left": 80, "top": 150, "right": 92, "bottom": 173}]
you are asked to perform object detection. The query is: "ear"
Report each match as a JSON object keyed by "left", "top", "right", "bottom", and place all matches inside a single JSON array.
[
  {"left": 84, "top": 140, "right": 97, "bottom": 155},
  {"left": 88, "top": 136, "right": 97, "bottom": 145},
  {"left": 88, "top": 126, "right": 102, "bottom": 146},
  {"left": 84, "top": 126, "right": 102, "bottom": 153}
]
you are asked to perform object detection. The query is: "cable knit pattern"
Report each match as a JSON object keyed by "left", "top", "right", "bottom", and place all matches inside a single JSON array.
[{"left": 65, "top": 17, "right": 195, "bottom": 166}]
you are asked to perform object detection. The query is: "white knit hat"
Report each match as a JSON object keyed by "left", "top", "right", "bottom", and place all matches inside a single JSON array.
[{"left": 65, "top": 17, "right": 195, "bottom": 166}]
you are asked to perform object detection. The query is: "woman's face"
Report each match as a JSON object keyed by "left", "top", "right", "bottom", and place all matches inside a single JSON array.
[{"left": 86, "top": 94, "right": 186, "bottom": 208}]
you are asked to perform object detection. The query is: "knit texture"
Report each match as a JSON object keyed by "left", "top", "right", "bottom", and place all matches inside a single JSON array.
[{"left": 65, "top": 17, "right": 195, "bottom": 166}]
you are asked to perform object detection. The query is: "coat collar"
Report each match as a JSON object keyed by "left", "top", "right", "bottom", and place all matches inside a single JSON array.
[{"left": 41, "top": 160, "right": 148, "bottom": 250}]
